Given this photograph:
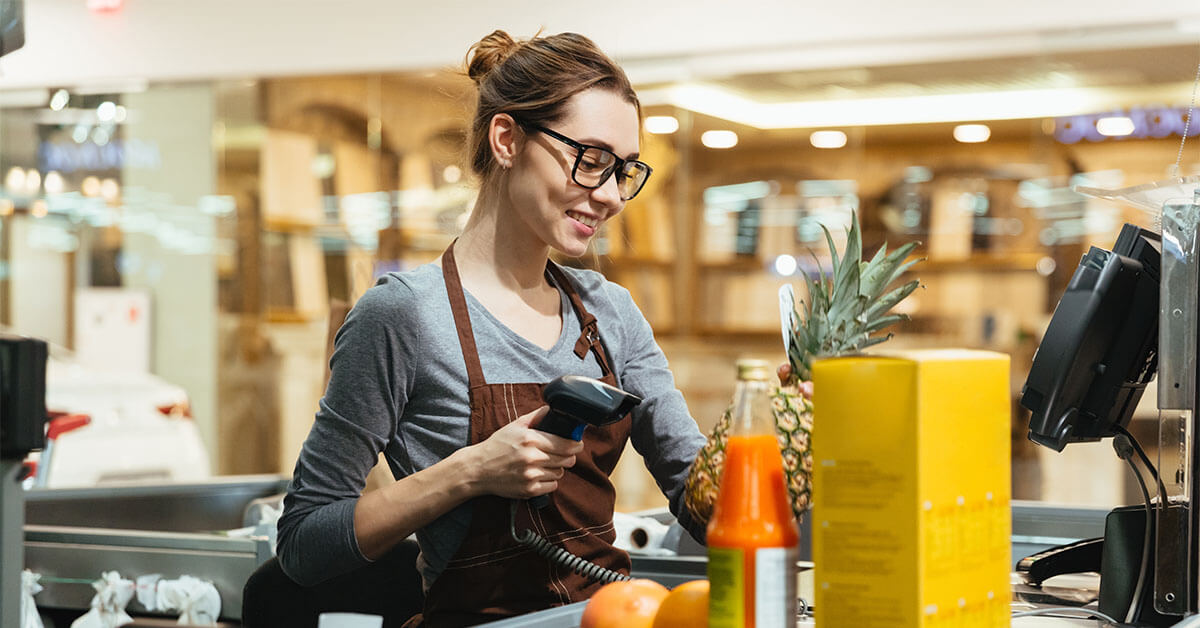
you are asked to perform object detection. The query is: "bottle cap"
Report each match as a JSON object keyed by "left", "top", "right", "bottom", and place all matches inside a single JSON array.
[{"left": 735, "top": 358, "right": 771, "bottom": 381}]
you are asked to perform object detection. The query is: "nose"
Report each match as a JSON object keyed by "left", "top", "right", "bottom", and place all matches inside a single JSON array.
[{"left": 589, "top": 171, "right": 624, "bottom": 214}]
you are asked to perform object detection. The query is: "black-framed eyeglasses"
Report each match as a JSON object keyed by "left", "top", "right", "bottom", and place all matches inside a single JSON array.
[{"left": 524, "top": 123, "right": 653, "bottom": 201}]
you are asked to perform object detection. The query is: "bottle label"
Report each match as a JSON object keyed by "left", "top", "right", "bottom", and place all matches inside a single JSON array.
[
  {"left": 707, "top": 546, "right": 744, "bottom": 628},
  {"left": 755, "top": 546, "right": 798, "bottom": 628}
]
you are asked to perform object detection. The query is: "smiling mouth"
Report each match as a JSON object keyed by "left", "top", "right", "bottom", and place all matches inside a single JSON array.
[{"left": 567, "top": 210, "right": 599, "bottom": 229}]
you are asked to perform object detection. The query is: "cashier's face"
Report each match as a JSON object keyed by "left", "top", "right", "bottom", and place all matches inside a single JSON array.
[{"left": 504, "top": 88, "right": 640, "bottom": 258}]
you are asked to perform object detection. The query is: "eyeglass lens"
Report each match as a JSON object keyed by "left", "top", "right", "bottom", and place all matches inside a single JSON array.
[{"left": 574, "top": 147, "right": 649, "bottom": 200}]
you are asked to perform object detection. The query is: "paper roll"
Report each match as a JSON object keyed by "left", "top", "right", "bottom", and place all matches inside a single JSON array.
[{"left": 612, "top": 512, "right": 673, "bottom": 555}]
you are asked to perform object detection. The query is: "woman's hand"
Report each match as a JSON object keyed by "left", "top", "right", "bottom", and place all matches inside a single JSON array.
[
  {"left": 464, "top": 406, "right": 585, "bottom": 500},
  {"left": 777, "top": 363, "right": 814, "bottom": 399}
]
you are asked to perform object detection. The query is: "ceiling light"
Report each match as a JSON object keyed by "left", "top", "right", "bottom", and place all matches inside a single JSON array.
[
  {"left": 100, "top": 178, "right": 121, "bottom": 202},
  {"left": 774, "top": 254, "right": 798, "bottom": 276},
  {"left": 49, "top": 89, "right": 69, "bottom": 111},
  {"left": 91, "top": 127, "right": 111, "bottom": 146},
  {"left": 644, "top": 115, "right": 679, "bottom": 134},
  {"left": 30, "top": 200, "right": 48, "bottom": 218},
  {"left": 953, "top": 124, "right": 991, "bottom": 143},
  {"left": 5, "top": 167, "right": 25, "bottom": 192},
  {"left": 1096, "top": 116, "right": 1134, "bottom": 137},
  {"left": 810, "top": 130, "right": 847, "bottom": 149},
  {"left": 647, "top": 83, "right": 1181, "bottom": 130},
  {"left": 701, "top": 130, "right": 738, "bottom": 149},
  {"left": 96, "top": 101, "right": 117, "bottom": 122},
  {"left": 44, "top": 171, "right": 65, "bottom": 195},
  {"left": 81, "top": 176, "right": 102, "bottom": 197},
  {"left": 24, "top": 170, "right": 41, "bottom": 195},
  {"left": 442, "top": 165, "right": 462, "bottom": 184},
  {"left": 114, "top": 106, "right": 128, "bottom": 123}
]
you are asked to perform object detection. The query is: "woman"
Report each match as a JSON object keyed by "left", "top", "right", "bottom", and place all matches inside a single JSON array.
[{"left": 276, "top": 30, "right": 707, "bottom": 626}]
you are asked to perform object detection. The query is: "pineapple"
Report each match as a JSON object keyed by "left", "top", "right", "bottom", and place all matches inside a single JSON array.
[{"left": 684, "top": 213, "right": 921, "bottom": 527}]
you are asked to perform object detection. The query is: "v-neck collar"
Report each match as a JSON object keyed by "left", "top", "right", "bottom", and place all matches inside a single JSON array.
[{"left": 438, "top": 265, "right": 573, "bottom": 356}]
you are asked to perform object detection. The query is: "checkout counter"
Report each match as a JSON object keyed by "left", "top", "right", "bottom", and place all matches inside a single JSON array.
[
  {"left": 19, "top": 494, "right": 1123, "bottom": 626},
  {"left": 0, "top": 480, "right": 1137, "bottom": 626},
  {"left": 472, "top": 501, "right": 1113, "bottom": 627},
  {"left": 22, "top": 475, "right": 286, "bottom": 621},
  {"left": 7, "top": 190, "right": 1200, "bottom": 626}
]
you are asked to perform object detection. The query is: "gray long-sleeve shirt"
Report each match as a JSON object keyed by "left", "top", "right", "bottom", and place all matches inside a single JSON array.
[{"left": 276, "top": 262, "right": 707, "bottom": 589}]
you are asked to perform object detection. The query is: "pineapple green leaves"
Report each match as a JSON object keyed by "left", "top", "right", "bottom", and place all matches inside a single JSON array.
[{"left": 786, "top": 213, "right": 922, "bottom": 382}]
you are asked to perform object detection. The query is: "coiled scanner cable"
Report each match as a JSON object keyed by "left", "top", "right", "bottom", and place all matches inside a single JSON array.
[{"left": 509, "top": 500, "right": 631, "bottom": 585}]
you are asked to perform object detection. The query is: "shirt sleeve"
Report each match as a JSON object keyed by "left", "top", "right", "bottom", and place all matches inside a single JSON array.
[
  {"left": 276, "top": 278, "right": 417, "bottom": 586},
  {"left": 607, "top": 284, "right": 709, "bottom": 545}
]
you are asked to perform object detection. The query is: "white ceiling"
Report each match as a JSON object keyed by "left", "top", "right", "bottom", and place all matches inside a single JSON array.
[{"left": 1, "top": 0, "right": 1199, "bottom": 90}]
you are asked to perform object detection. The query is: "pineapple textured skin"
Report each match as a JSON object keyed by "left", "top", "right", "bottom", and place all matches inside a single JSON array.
[
  {"left": 684, "top": 212, "right": 919, "bottom": 530},
  {"left": 684, "top": 383, "right": 813, "bottom": 527}
]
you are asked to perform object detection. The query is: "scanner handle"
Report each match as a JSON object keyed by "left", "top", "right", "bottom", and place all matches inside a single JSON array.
[
  {"left": 534, "top": 410, "right": 588, "bottom": 442},
  {"left": 529, "top": 410, "right": 586, "bottom": 510}
]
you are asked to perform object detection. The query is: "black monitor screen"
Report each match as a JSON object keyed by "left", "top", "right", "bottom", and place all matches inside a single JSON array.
[
  {"left": 0, "top": 0, "right": 24, "bottom": 59},
  {"left": 1021, "top": 224, "right": 1160, "bottom": 451}
]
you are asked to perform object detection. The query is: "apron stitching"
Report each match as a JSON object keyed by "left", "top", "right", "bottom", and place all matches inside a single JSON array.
[
  {"left": 506, "top": 383, "right": 518, "bottom": 424},
  {"left": 442, "top": 521, "right": 614, "bottom": 567},
  {"left": 548, "top": 525, "right": 605, "bottom": 546},
  {"left": 533, "top": 505, "right": 572, "bottom": 605},
  {"left": 444, "top": 544, "right": 530, "bottom": 568},
  {"left": 535, "top": 521, "right": 615, "bottom": 544}
]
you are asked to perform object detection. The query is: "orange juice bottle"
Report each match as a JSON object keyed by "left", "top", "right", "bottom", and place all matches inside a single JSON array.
[{"left": 708, "top": 359, "right": 799, "bottom": 628}]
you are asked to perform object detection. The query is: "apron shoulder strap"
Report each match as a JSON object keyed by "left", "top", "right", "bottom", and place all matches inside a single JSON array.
[
  {"left": 441, "top": 243, "right": 487, "bottom": 388},
  {"left": 545, "top": 262, "right": 615, "bottom": 376}
]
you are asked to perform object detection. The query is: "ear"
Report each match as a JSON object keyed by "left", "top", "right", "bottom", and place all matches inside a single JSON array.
[{"left": 488, "top": 113, "right": 524, "bottom": 169}]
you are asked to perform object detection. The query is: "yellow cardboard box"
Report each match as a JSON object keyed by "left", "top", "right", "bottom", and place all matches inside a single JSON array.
[{"left": 812, "top": 349, "right": 1011, "bottom": 628}]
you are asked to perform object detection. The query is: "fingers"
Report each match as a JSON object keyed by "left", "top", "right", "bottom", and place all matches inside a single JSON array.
[
  {"left": 778, "top": 363, "right": 792, "bottom": 384},
  {"left": 524, "top": 479, "right": 559, "bottom": 498},
  {"left": 541, "top": 452, "right": 577, "bottom": 469},
  {"left": 536, "top": 434, "right": 585, "bottom": 457},
  {"left": 513, "top": 405, "right": 550, "bottom": 426}
]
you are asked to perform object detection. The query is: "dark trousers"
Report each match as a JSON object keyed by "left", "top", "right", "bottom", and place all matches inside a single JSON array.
[{"left": 242, "top": 539, "right": 424, "bottom": 628}]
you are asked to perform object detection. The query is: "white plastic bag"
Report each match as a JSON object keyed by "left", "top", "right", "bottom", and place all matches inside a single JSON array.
[
  {"left": 155, "top": 576, "right": 221, "bottom": 625},
  {"left": 21, "top": 570, "right": 44, "bottom": 628},
  {"left": 135, "top": 574, "right": 162, "bottom": 611},
  {"left": 70, "top": 571, "right": 134, "bottom": 628}
]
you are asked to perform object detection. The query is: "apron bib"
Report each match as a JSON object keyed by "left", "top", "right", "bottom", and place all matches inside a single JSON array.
[{"left": 414, "top": 245, "right": 632, "bottom": 627}]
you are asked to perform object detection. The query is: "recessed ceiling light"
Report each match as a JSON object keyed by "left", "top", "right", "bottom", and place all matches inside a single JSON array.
[
  {"left": 810, "top": 130, "right": 847, "bottom": 149},
  {"left": 49, "top": 89, "right": 69, "bottom": 111},
  {"left": 953, "top": 124, "right": 991, "bottom": 143},
  {"left": 644, "top": 115, "right": 679, "bottom": 134},
  {"left": 1096, "top": 116, "right": 1134, "bottom": 137},
  {"left": 701, "top": 130, "right": 738, "bottom": 149}
]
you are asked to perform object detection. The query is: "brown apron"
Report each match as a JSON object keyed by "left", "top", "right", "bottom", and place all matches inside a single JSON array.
[{"left": 412, "top": 245, "right": 633, "bottom": 627}]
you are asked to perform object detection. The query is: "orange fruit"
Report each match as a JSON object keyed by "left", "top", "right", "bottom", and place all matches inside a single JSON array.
[
  {"left": 580, "top": 578, "right": 670, "bottom": 628},
  {"left": 651, "top": 580, "right": 709, "bottom": 628}
]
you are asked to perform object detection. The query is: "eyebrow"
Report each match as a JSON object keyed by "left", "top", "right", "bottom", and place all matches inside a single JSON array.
[{"left": 578, "top": 136, "right": 639, "bottom": 161}]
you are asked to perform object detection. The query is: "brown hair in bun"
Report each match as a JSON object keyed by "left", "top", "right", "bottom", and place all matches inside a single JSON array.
[{"left": 464, "top": 30, "right": 639, "bottom": 179}]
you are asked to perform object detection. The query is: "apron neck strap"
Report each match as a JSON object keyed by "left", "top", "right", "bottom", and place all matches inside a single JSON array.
[
  {"left": 545, "top": 263, "right": 614, "bottom": 376},
  {"left": 441, "top": 243, "right": 487, "bottom": 388},
  {"left": 442, "top": 242, "right": 616, "bottom": 388}
]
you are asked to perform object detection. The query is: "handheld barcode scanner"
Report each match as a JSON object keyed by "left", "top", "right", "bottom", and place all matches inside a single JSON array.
[
  {"left": 530, "top": 375, "right": 641, "bottom": 509},
  {"left": 510, "top": 375, "right": 642, "bottom": 584}
]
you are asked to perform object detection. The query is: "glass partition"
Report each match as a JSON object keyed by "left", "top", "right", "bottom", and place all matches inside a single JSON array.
[{"left": 2, "top": 42, "right": 1198, "bottom": 513}]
